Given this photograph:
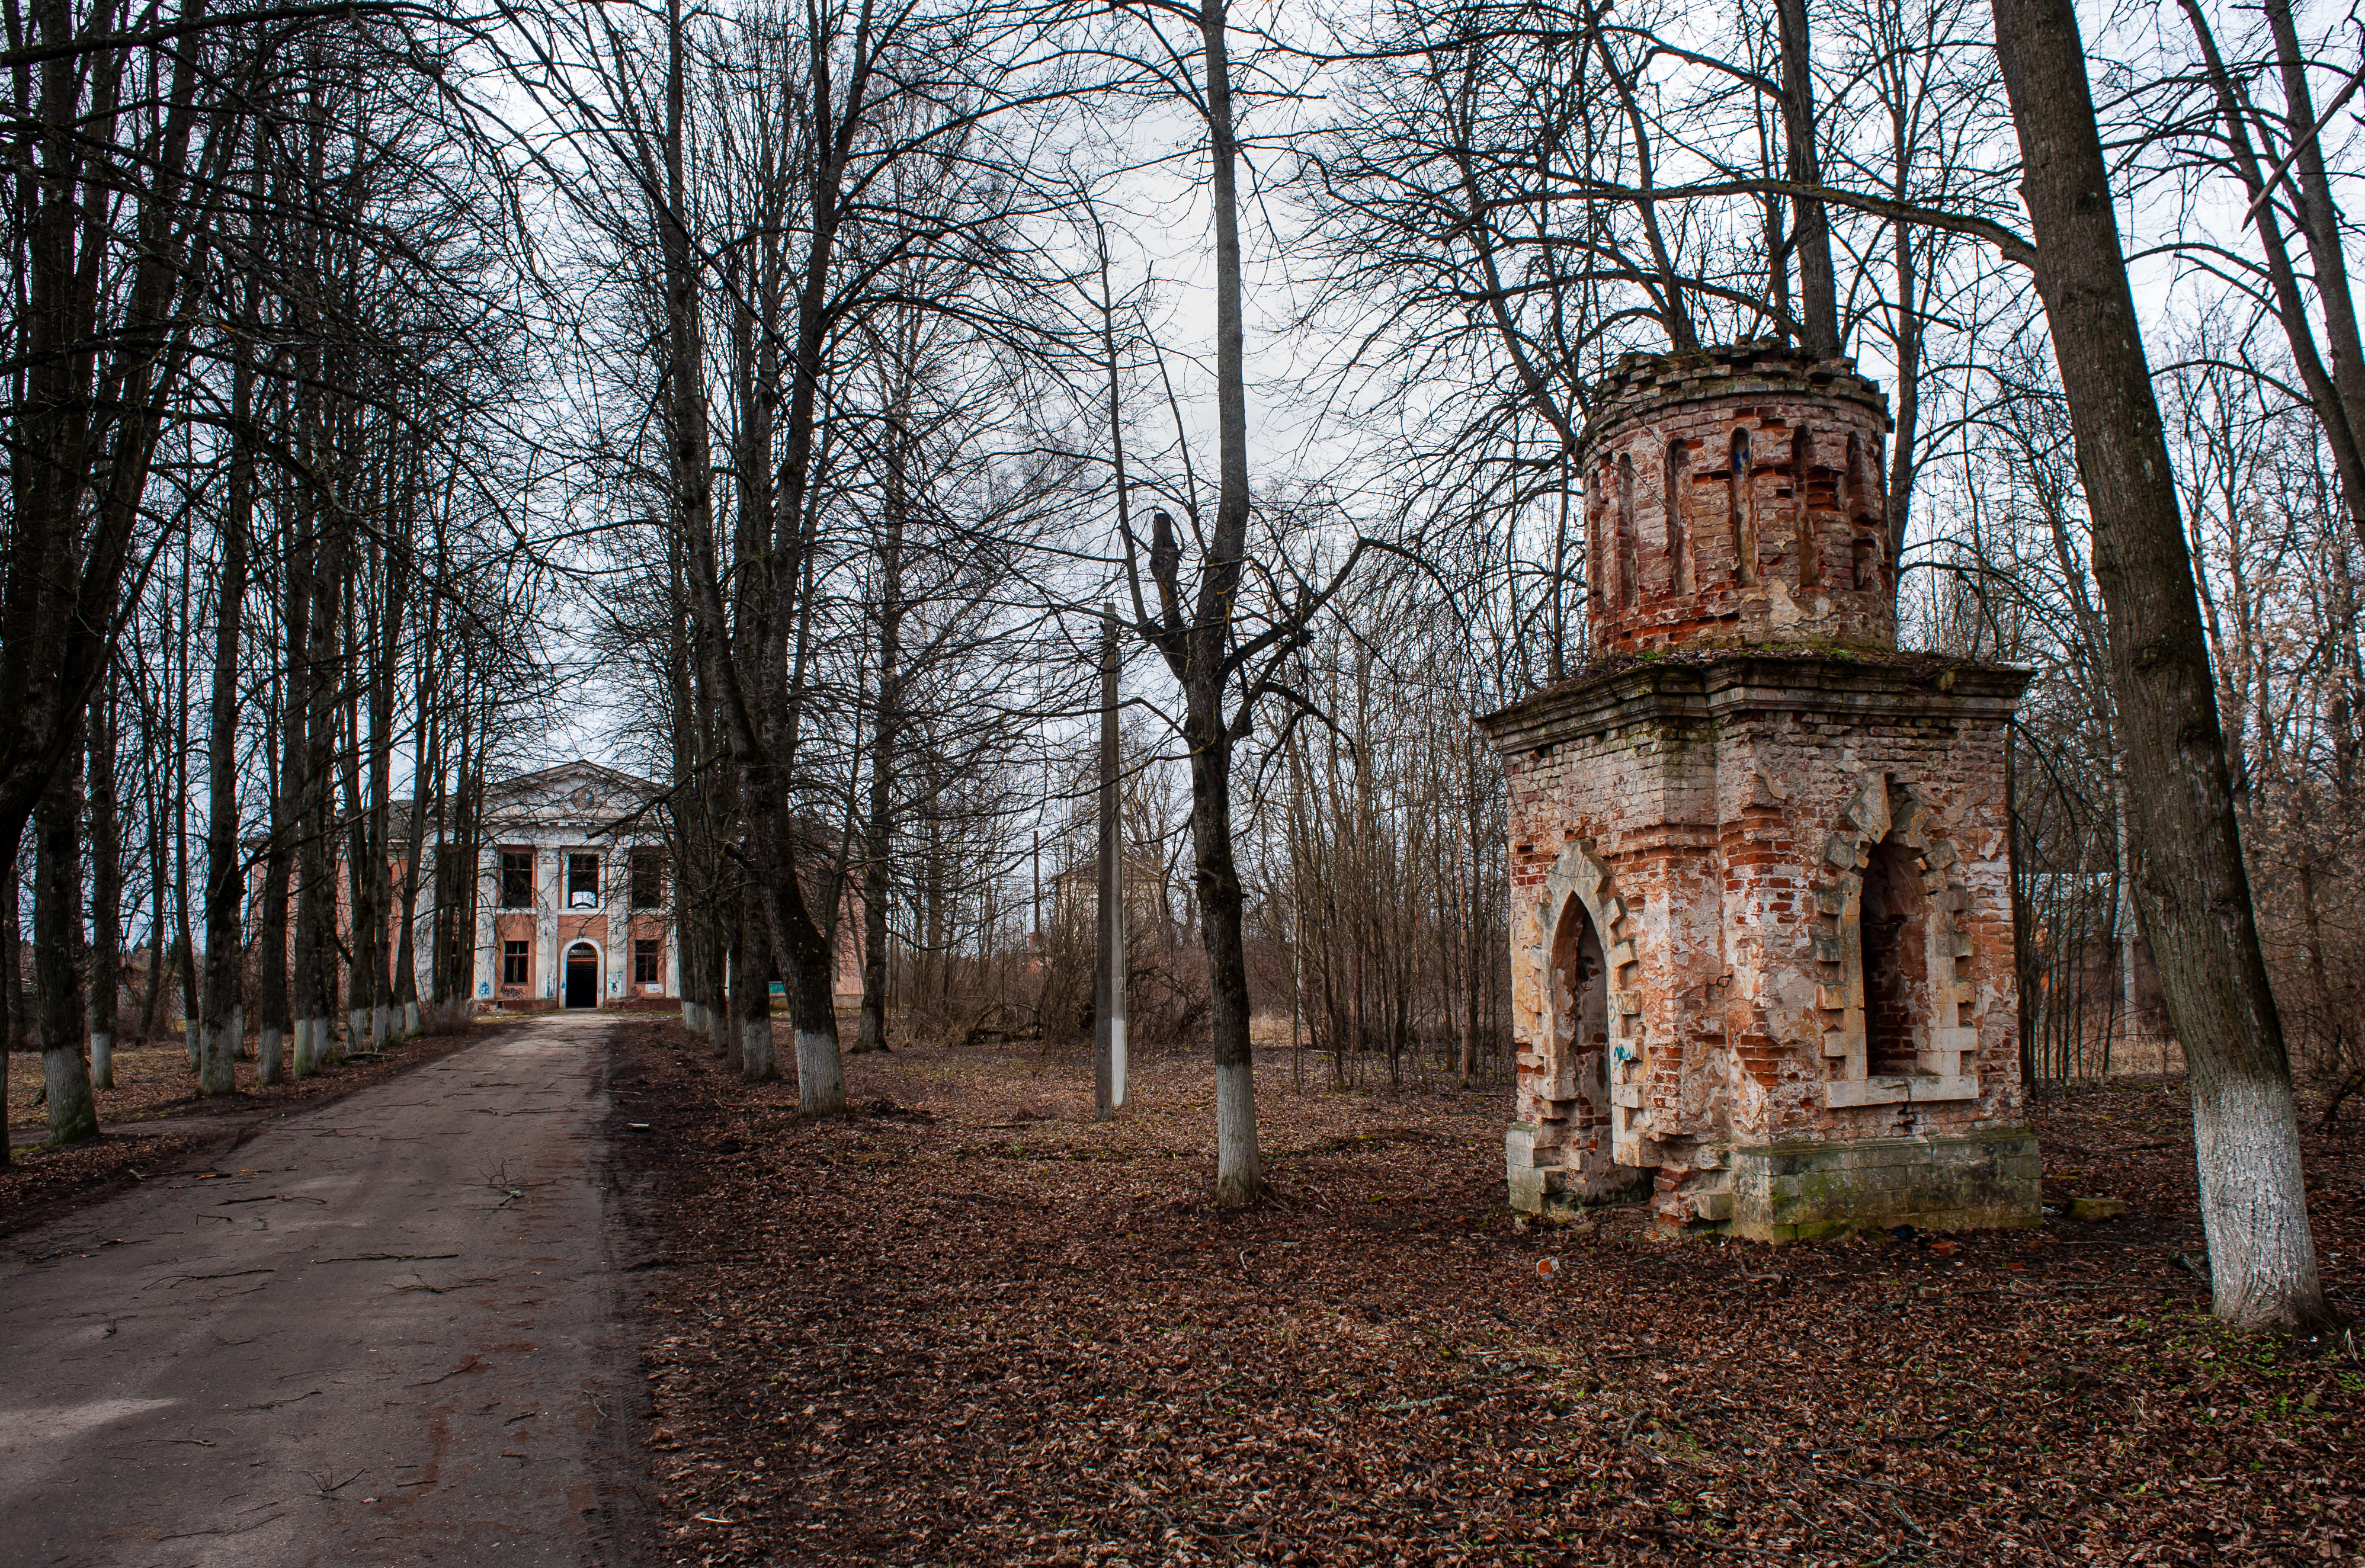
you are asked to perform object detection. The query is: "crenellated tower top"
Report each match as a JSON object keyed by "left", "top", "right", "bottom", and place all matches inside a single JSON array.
[{"left": 1580, "top": 342, "right": 1896, "bottom": 656}]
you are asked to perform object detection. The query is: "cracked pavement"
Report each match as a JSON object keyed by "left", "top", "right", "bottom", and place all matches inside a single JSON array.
[{"left": 0, "top": 1013, "right": 646, "bottom": 1566}]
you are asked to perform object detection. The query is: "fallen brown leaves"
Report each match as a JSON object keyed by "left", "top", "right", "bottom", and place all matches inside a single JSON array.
[{"left": 609, "top": 1019, "right": 2363, "bottom": 1567}]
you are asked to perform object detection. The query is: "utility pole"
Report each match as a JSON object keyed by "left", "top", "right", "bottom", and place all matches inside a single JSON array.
[{"left": 1095, "top": 605, "right": 1126, "bottom": 1119}]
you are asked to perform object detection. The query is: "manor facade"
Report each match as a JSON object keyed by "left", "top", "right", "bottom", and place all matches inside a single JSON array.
[
  {"left": 456, "top": 760, "right": 861, "bottom": 1012},
  {"left": 466, "top": 761, "right": 680, "bottom": 1010}
]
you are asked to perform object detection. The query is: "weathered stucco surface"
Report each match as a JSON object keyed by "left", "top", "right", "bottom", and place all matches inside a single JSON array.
[{"left": 1480, "top": 345, "right": 2039, "bottom": 1239}]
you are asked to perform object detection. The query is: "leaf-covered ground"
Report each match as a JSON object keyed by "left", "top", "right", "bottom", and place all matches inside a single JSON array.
[{"left": 631, "top": 1022, "right": 2359, "bottom": 1564}]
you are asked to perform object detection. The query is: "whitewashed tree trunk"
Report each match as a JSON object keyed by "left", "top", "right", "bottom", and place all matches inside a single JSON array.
[
  {"left": 742, "top": 1017, "right": 776, "bottom": 1082},
  {"left": 403, "top": 1000, "right": 420, "bottom": 1037},
  {"left": 89, "top": 1031, "right": 113, "bottom": 1091},
  {"left": 794, "top": 1028, "right": 843, "bottom": 1112},
  {"left": 291, "top": 1017, "right": 316, "bottom": 1078},
  {"left": 258, "top": 1025, "right": 285, "bottom": 1086},
  {"left": 1990, "top": 0, "right": 2330, "bottom": 1330},
  {"left": 2193, "top": 1070, "right": 2325, "bottom": 1328}
]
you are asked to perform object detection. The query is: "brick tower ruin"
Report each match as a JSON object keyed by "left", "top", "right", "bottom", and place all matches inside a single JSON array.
[{"left": 1477, "top": 344, "right": 2039, "bottom": 1239}]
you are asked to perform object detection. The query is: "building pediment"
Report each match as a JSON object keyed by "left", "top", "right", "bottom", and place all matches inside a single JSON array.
[{"left": 484, "top": 761, "right": 661, "bottom": 829}]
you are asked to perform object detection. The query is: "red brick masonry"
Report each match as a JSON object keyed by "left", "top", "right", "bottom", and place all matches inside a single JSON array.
[{"left": 1478, "top": 345, "right": 2039, "bottom": 1239}]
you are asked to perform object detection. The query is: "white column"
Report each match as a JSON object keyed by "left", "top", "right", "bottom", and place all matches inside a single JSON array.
[
  {"left": 473, "top": 844, "right": 498, "bottom": 1003},
  {"left": 607, "top": 849, "right": 625, "bottom": 1002},
  {"left": 543, "top": 841, "right": 561, "bottom": 1001}
]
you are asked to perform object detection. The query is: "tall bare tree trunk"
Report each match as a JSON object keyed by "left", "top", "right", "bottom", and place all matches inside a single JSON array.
[
  {"left": 1192, "top": 0, "right": 1262, "bottom": 1205},
  {"left": 196, "top": 343, "right": 253, "bottom": 1095},
  {"left": 855, "top": 457, "right": 904, "bottom": 1056},
  {"left": 1989, "top": 0, "right": 2328, "bottom": 1330},
  {"left": 35, "top": 752, "right": 95, "bottom": 1143},
  {"left": 88, "top": 681, "right": 121, "bottom": 1089},
  {"left": 257, "top": 480, "right": 309, "bottom": 1084}
]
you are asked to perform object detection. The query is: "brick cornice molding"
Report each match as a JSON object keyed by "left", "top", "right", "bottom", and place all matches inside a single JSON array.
[{"left": 1479, "top": 653, "right": 2031, "bottom": 753}]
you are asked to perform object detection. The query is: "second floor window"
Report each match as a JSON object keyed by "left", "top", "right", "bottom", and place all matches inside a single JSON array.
[
  {"left": 502, "top": 940, "right": 530, "bottom": 985},
  {"left": 630, "top": 848, "right": 665, "bottom": 909},
  {"left": 499, "top": 850, "right": 533, "bottom": 908},
  {"left": 568, "top": 852, "right": 601, "bottom": 909}
]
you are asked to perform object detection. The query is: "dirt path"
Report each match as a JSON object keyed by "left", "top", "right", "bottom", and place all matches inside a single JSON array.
[{"left": 0, "top": 1012, "right": 648, "bottom": 1567}]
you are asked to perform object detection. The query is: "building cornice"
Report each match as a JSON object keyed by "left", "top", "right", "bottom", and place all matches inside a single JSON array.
[{"left": 1477, "top": 652, "right": 2030, "bottom": 753}]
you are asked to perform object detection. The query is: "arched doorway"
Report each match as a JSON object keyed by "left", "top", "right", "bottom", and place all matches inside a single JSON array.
[
  {"left": 1548, "top": 894, "right": 1611, "bottom": 1159},
  {"left": 564, "top": 942, "right": 600, "bottom": 1010}
]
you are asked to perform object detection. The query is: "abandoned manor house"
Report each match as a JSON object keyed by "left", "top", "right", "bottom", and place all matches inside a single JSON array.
[
  {"left": 455, "top": 761, "right": 860, "bottom": 1011},
  {"left": 1478, "top": 344, "right": 2037, "bottom": 1240},
  {"left": 467, "top": 762, "right": 681, "bottom": 1009}
]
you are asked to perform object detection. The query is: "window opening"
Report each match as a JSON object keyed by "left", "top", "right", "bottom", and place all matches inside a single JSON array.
[
  {"left": 1860, "top": 830, "right": 1930, "bottom": 1077},
  {"left": 499, "top": 849, "right": 533, "bottom": 909},
  {"left": 1664, "top": 439, "right": 1690, "bottom": 594},
  {"left": 1549, "top": 895, "right": 1611, "bottom": 1153},
  {"left": 630, "top": 848, "right": 665, "bottom": 909},
  {"left": 1583, "top": 467, "right": 1605, "bottom": 621},
  {"left": 502, "top": 940, "right": 530, "bottom": 986},
  {"left": 635, "top": 938, "right": 661, "bottom": 984},
  {"left": 1793, "top": 426, "right": 1819, "bottom": 588},
  {"left": 1616, "top": 452, "right": 1639, "bottom": 608},
  {"left": 568, "top": 852, "right": 601, "bottom": 909},
  {"left": 1847, "top": 431, "right": 1876, "bottom": 589},
  {"left": 1729, "top": 428, "right": 1755, "bottom": 585}
]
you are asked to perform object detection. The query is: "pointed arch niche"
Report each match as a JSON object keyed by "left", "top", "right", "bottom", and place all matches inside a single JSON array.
[
  {"left": 1813, "top": 772, "right": 1980, "bottom": 1107},
  {"left": 1535, "top": 840, "right": 1651, "bottom": 1166}
]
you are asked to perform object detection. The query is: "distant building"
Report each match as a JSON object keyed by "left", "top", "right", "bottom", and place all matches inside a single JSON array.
[
  {"left": 239, "top": 759, "right": 860, "bottom": 1015},
  {"left": 467, "top": 761, "right": 679, "bottom": 1010},
  {"left": 458, "top": 761, "right": 860, "bottom": 1012},
  {"left": 1047, "top": 852, "right": 1177, "bottom": 932}
]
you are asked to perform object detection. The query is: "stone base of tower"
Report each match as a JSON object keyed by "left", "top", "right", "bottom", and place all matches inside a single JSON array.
[{"left": 1719, "top": 1128, "right": 2042, "bottom": 1240}]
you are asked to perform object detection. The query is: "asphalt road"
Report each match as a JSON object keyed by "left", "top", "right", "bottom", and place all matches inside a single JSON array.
[{"left": 0, "top": 1012, "right": 646, "bottom": 1567}]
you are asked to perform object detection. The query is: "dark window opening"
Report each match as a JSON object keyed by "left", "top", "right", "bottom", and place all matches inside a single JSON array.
[
  {"left": 502, "top": 940, "right": 530, "bottom": 986},
  {"left": 1729, "top": 428, "right": 1754, "bottom": 585},
  {"left": 1861, "top": 832, "right": 1927, "bottom": 1077},
  {"left": 1550, "top": 894, "right": 1613, "bottom": 1144},
  {"left": 500, "top": 849, "right": 533, "bottom": 909},
  {"left": 1664, "top": 439, "right": 1690, "bottom": 595},
  {"left": 1616, "top": 451, "right": 1639, "bottom": 608},
  {"left": 630, "top": 848, "right": 665, "bottom": 909},
  {"left": 568, "top": 852, "right": 601, "bottom": 909},
  {"left": 634, "top": 938, "right": 661, "bottom": 984}
]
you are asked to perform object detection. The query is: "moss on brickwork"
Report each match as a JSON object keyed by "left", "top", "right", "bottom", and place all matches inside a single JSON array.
[{"left": 1724, "top": 1127, "right": 2040, "bottom": 1241}]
